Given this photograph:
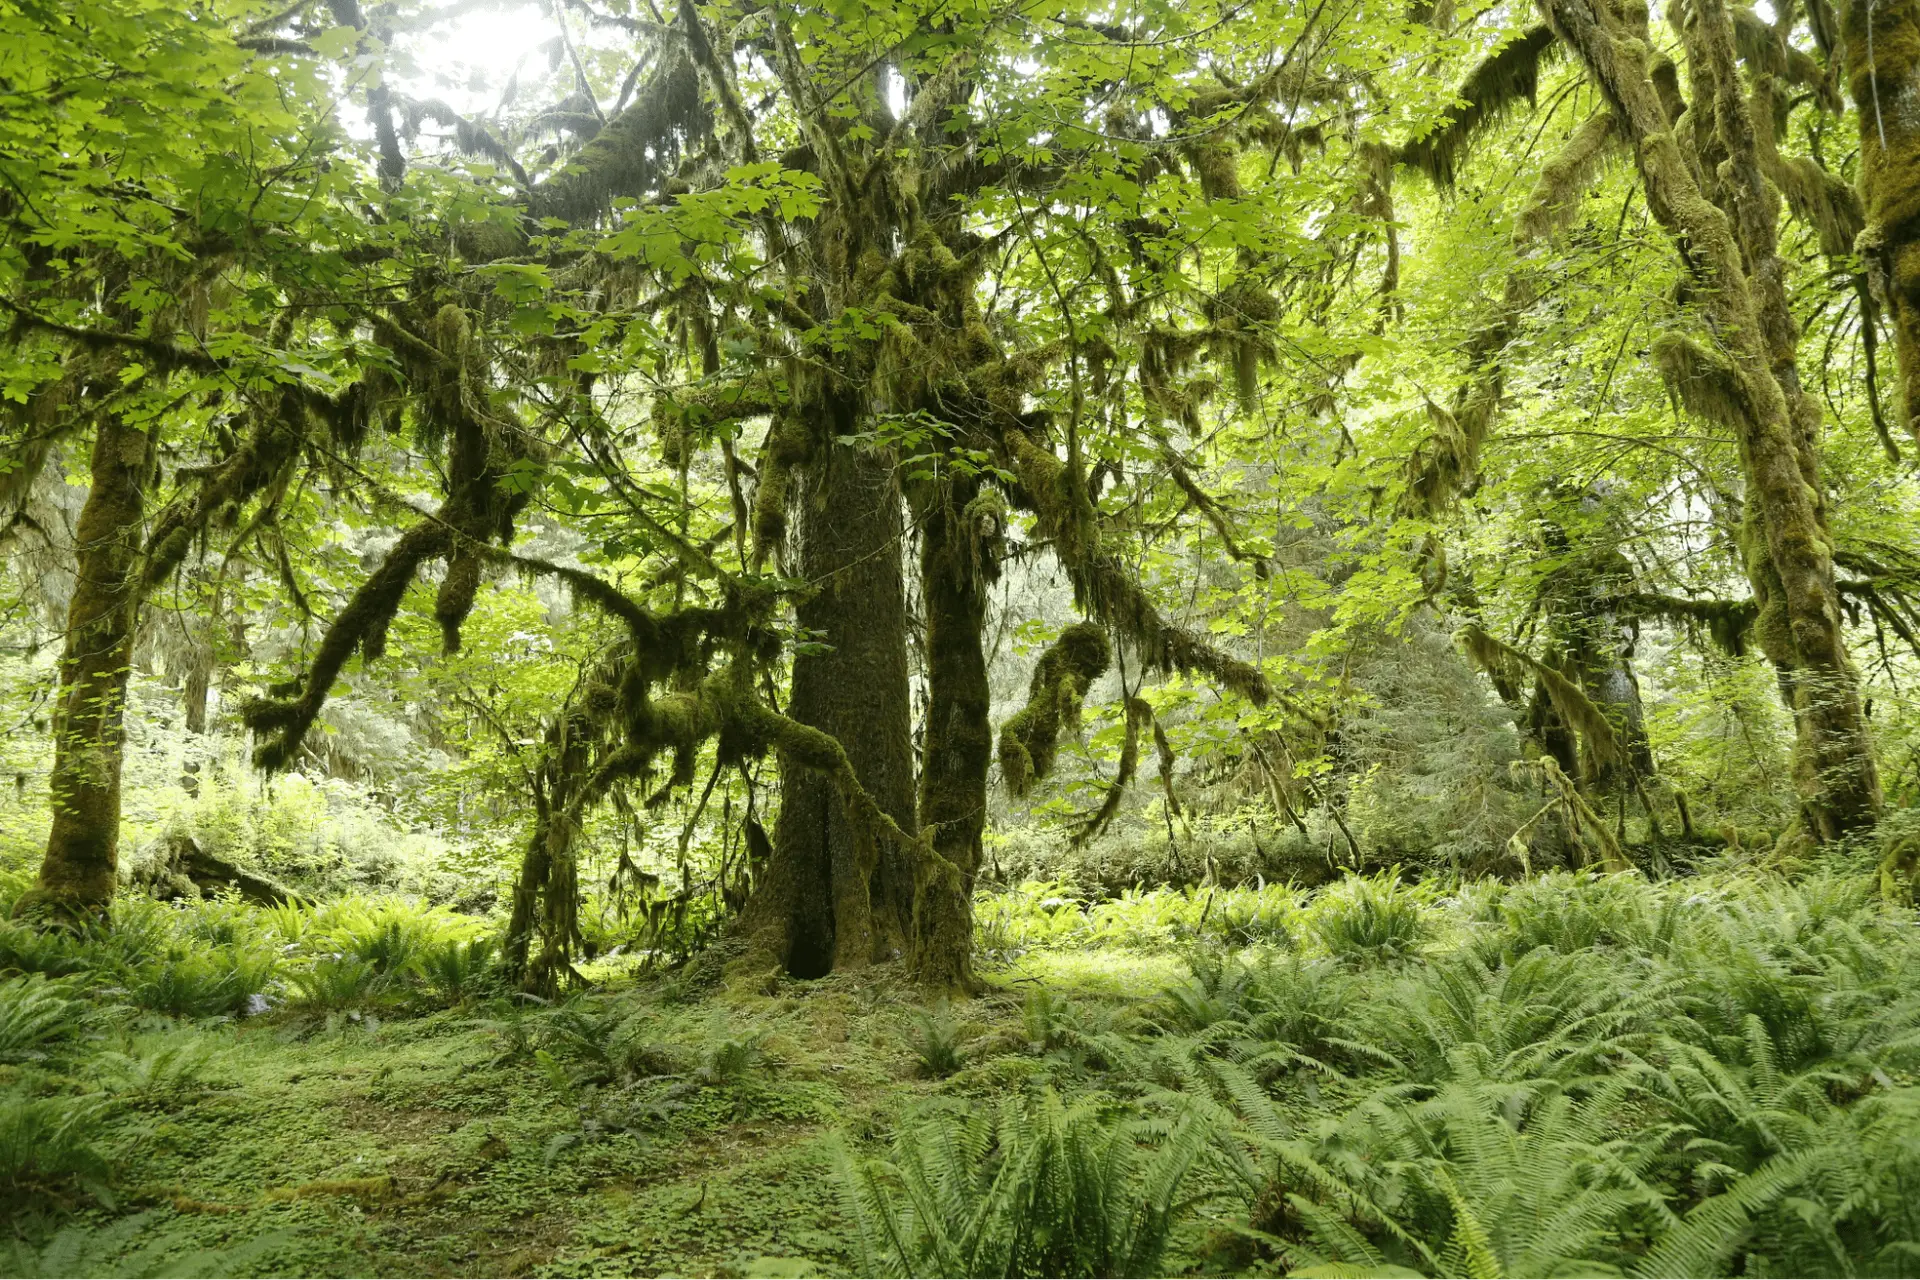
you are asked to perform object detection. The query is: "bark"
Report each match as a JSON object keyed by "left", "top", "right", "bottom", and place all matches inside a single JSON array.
[
  {"left": 740, "top": 441, "right": 917, "bottom": 977},
  {"left": 912, "top": 482, "right": 998, "bottom": 994},
  {"left": 1844, "top": 0, "right": 1920, "bottom": 446},
  {"left": 21, "top": 413, "right": 150, "bottom": 920},
  {"left": 1537, "top": 0, "right": 1881, "bottom": 837}
]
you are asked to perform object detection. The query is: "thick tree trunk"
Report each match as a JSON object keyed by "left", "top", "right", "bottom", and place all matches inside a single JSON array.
[
  {"left": 741, "top": 442, "right": 917, "bottom": 977},
  {"left": 1845, "top": 0, "right": 1920, "bottom": 446},
  {"left": 912, "top": 482, "right": 998, "bottom": 994},
  {"left": 21, "top": 414, "right": 150, "bottom": 920},
  {"left": 1539, "top": 0, "right": 1881, "bottom": 838}
]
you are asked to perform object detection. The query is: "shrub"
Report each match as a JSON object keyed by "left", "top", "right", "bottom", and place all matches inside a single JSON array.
[
  {"left": 908, "top": 1002, "right": 967, "bottom": 1078},
  {"left": 0, "top": 976, "right": 83, "bottom": 1063},
  {"left": 839, "top": 1091, "right": 1210, "bottom": 1278},
  {"left": 0, "top": 1091, "right": 117, "bottom": 1206},
  {"left": 0, "top": 921, "right": 89, "bottom": 978},
  {"left": 286, "top": 955, "right": 386, "bottom": 1011},
  {"left": 1305, "top": 869, "right": 1431, "bottom": 962},
  {"left": 420, "top": 936, "right": 498, "bottom": 1005},
  {"left": 121, "top": 945, "right": 277, "bottom": 1018}
]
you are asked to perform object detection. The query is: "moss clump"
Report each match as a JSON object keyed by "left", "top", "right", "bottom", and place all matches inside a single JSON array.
[{"left": 998, "top": 622, "right": 1111, "bottom": 798}]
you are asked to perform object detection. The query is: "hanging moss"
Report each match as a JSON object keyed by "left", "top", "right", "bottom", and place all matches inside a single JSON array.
[
  {"left": 1398, "top": 25, "right": 1560, "bottom": 188},
  {"left": 998, "top": 621, "right": 1110, "bottom": 798},
  {"left": 1457, "top": 624, "right": 1623, "bottom": 775}
]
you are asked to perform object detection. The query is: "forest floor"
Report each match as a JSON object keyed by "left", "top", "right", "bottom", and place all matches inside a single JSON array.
[
  {"left": 9, "top": 945, "right": 1191, "bottom": 1277},
  {"left": 7, "top": 865, "right": 1920, "bottom": 1278}
]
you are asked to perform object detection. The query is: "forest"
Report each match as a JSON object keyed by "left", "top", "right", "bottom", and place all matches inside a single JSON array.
[{"left": 3, "top": 0, "right": 1920, "bottom": 1272}]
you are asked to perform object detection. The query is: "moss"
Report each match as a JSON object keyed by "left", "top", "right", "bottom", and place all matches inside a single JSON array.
[
  {"left": 1398, "top": 25, "right": 1560, "bottom": 188},
  {"left": 997, "top": 622, "right": 1111, "bottom": 799}
]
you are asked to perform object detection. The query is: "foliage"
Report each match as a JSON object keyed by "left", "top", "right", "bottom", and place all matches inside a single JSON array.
[{"left": 838, "top": 1091, "right": 1210, "bottom": 1278}]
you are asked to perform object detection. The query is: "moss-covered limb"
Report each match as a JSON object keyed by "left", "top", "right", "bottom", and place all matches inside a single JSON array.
[
  {"left": 1161, "top": 451, "right": 1266, "bottom": 571},
  {"left": 139, "top": 390, "right": 317, "bottom": 597},
  {"left": 1001, "top": 427, "right": 1271, "bottom": 705},
  {"left": 999, "top": 621, "right": 1111, "bottom": 799},
  {"left": 748, "top": 409, "right": 814, "bottom": 566},
  {"left": 1070, "top": 696, "right": 1149, "bottom": 848},
  {"left": 1458, "top": 623, "right": 1624, "bottom": 777},
  {"left": 241, "top": 518, "right": 453, "bottom": 772},
  {"left": 1842, "top": 0, "right": 1920, "bottom": 445},
  {"left": 1615, "top": 591, "right": 1759, "bottom": 654},
  {"left": 525, "top": 40, "right": 710, "bottom": 223},
  {"left": 1513, "top": 756, "right": 1634, "bottom": 872},
  {"left": 19, "top": 413, "right": 151, "bottom": 921},
  {"left": 1397, "top": 24, "right": 1561, "bottom": 188},
  {"left": 1539, "top": 0, "right": 1881, "bottom": 837}
]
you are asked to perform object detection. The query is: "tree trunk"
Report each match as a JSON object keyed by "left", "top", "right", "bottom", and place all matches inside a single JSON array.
[
  {"left": 21, "top": 414, "right": 150, "bottom": 921},
  {"left": 1538, "top": 0, "right": 1881, "bottom": 838},
  {"left": 1845, "top": 0, "right": 1920, "bottom": 446},
  {"left": 741, "top": 441, "right": 917, "bottom": 977},
  {"left": 912, "top": 481, "right": 998, "bottom": 994}
]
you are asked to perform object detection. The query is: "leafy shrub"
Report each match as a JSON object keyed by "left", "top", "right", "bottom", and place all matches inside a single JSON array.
[
  {"left": 420, "top": 936, "right": 498, "bottom": 1005},
  {"left": 0, "top": 1212, "right": 292, "bottom": 1279},
  {"left": 98, "top": 1036, "right": 220, "bottom": 1102},
  {"left": 0, "top": 920, "right": 89, "bottom": 978},
  {"left": 311, "top": 896, "right": 484, "bottom": 980},
  {"left": 121, "top": 945, "right": 277, "bottom": 1018},
  {"left": 1305, "top": 869, "right": 1431, "bottom": 962},
  {"left": 287, "top": 955, "right": 386, "bottom": 1011},
  {"left": 839, "top": 1091, "right": 1209, "bottom": 1278},
  {"left": 0, "top": 975, "right": 82, "bottom": 1063},
  {"left": 909, "top": 1002, "right": 967, "bottom": 1078},
  {"left": 0, "top": 1092, "right": 117, "bottom": 1206}
]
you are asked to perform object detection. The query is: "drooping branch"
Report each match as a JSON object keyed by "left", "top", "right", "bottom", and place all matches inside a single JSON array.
[
  {"left": 998, "top": 621, "right": 1110, "bottom": 798},
  {"left": 1002, "top": 427, "right": 1271, "bottom": 705}
]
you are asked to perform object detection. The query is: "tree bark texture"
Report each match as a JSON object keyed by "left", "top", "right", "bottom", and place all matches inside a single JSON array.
[
  {"left": 1538, "top": 0, "right": 1881, "bottom": 837},
  {"left": 1845, "top": 0, "right": 1920, "bottom": 446},
  {"left": 26, "top": 414, "right": 151, "bottom": 918},
  {"left": 743, "top": 442, "right": 917, "bottom": 977},
  {"left": 912, "top": 482, "right": 999, "bottom": 993}
]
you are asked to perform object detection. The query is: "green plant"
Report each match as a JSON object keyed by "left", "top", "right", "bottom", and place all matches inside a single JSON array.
[
  {"left": 695, "top": 1023, "right": 770, "bottom": 1086},
  {"left": 420, "top": 936, "right": 498, "bottom": 1004},
  {"left": 120, "top": 945, "right": 277, "bottom": 1018},
  {"left": 0, "top": 1211, "right": 294, "bottom": 1278},
  {"left": 909, "top": 1002, "right": 967, "bottom": 1078},
  {"left": 0, "top": 1091, "right": 117, "bottom": 1206},
  {"left": 838, "top": 1090, "right": 1210, "bottom": 1277},
  {"left": 0, "top": 976, "right": 82, "bottom": 1063},
  {"left": 98, "top": 1036, "right": 219, "bottom": 1101},
  {"left": 0, "top": 921, "right": 89, "bottom": 978},
  {"left": 287, "top": 954, "right": 386, "bottom": 1011},
  {"left": 1307, "top": 870, "right": 1432, "bottom": 963}
]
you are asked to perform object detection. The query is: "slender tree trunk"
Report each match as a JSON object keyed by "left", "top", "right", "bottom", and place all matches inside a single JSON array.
[
  {"left": 1845, "top": 0, "right": 1920, "bottom": 446},
  {"left": 21, "top": 414, "right": 150, "bottom": 920},
  {"left": 1539, "top": 0, "right": 1881, "bottom": 837},
  {"left": 742, "top": 441, "right": 917, "bottom": 977},
  {"left": 912, "top": 481, "right": 998, "bottom": 993}
]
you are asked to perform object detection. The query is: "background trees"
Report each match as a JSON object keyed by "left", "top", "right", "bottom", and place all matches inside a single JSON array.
[{"left": 4, "top": 0, "right": 1919, "bottom": 980}]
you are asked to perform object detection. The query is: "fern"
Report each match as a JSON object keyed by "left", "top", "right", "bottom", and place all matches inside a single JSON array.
[
  {"left": 0, "top": 1211, "right": 293, "bottom": 1278},
  {"left": 840, "top": 1090, "right": 1212, "bottom": 1277},
  {"left": 0, "top": 975, "right": 82, "bottom": 1063}
]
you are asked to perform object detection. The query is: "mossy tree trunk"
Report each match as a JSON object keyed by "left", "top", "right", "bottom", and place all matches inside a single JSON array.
[
  {"left": 742, "top": 441, "right": 918, "bottom": 977},
  {"left": 23, "top": 413, "right": 151, "bottom": 920},
  {"left": 911, "top": 479, "right": 1000, "bottom": 994},
  {"left": 1845, "top": 0, "right": 1920, "bottom": 447},
  {"left": 1539, "top": 0, "right": 1882, "bottom": 838}
]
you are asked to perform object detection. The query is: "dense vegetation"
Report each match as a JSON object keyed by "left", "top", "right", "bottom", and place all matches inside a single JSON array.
[{"left": 5, "top": 0, "right": 1920, "bottom": 1271}]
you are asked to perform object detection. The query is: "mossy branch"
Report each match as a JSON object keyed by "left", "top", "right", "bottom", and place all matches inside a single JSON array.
[{"left": 1457, "top": 623, "right": 1623, "bottom": 773}]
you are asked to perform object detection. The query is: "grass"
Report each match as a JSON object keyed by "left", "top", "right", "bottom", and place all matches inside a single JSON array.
[{"left": 0, "top": 866, "right": 1915, "bottom": 1276}]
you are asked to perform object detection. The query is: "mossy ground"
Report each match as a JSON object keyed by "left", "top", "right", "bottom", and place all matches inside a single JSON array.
[{"left": 11, "top": 957, "right": 1167, "bottom": 1278}]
